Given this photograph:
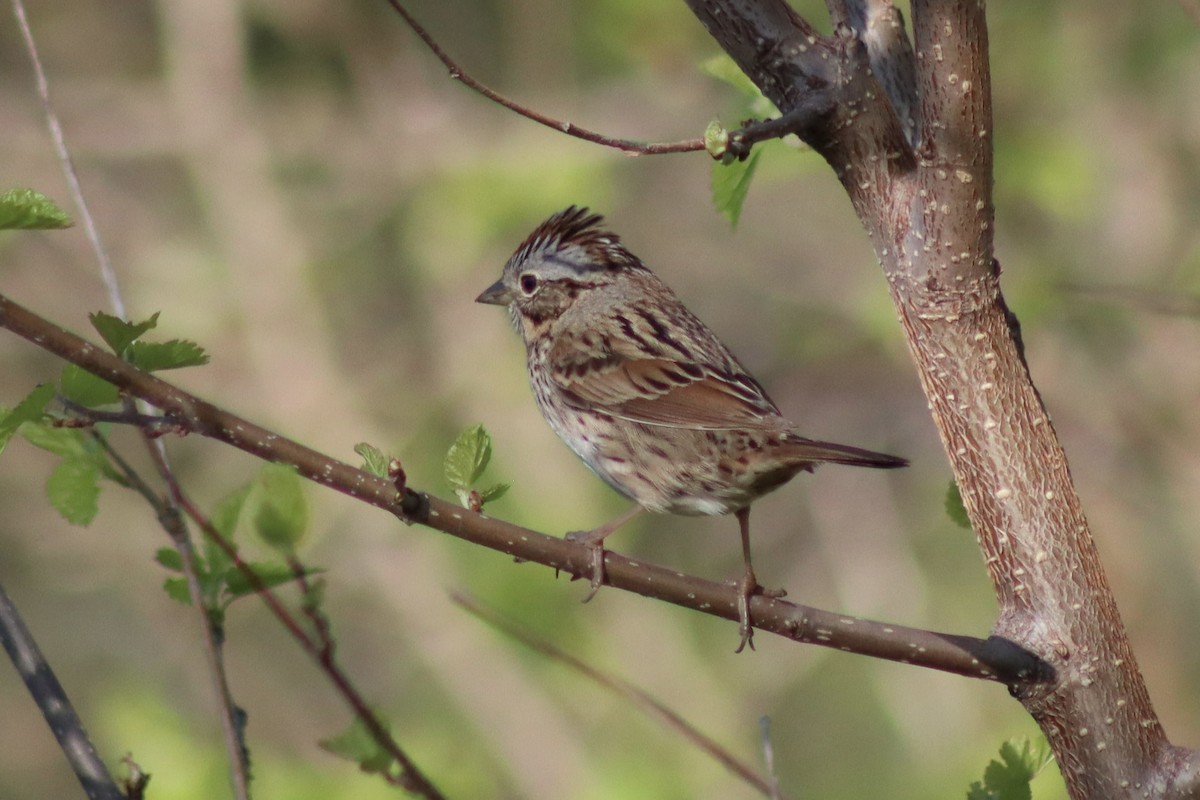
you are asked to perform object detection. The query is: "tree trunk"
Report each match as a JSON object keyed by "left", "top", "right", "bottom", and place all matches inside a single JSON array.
[{"left": 683, "top": 0, "right": 1198, "bottom": 796}]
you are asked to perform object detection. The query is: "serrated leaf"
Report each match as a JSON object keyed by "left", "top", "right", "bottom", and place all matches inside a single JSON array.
[
  {"left": 127, "top": 339, "right": 209, "bottom": 371},
  {"left": 320, "top": 716, "right": 396, "bottom": 776},
  {"left": 60, "top": 364, "right": 120, "bottom": 407},
  {"left": 968, "top": 738, "right": 1051, "bottom": 800},
  {"left": 966, "top": 780, "right": 992, "bottom": 800},
  {"left": 945, "top": 481, "right": 971, "bottom": 529},
  {"left": 478, "top": 482, "right": 510, "bottom": 504},
  {"left": 711, "top": 149, "right": 761, "bottom": 228},
  {"left": 47, "top": 458, "right": 101, "bottom": 526},
  {"left": 354, "top": 442, "right": 389, "bottom": 478},
  {"left": 253, "top": 464, "right": 308, "bottom": 554},
  {"left": 155, "top": 547, "right": 184, "bottom": 572},
  {"left": 0, "top": 383, "right": 56, "bottom": 455},
  {"left": 0, "top": 188, "right": 72, "bottom": 230},
  {"left": 89, "top": 311, "right": 159, "bottom": 356},
  {"left": 223, "top": 561, "right": 322, "bottom": 598},
  {"left": 444, "top": 424, "right": 493, "bottom": 489},
  {"left": 20, "top": 422, "right": 91, "bottom": 459},
  {"left": 162, "top": 576, "right": 192, "bottom": 605}
]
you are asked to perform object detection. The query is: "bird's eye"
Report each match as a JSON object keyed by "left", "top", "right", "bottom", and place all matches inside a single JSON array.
[{"left": 519, "top": 273, "right": 539, "bottom": 295}]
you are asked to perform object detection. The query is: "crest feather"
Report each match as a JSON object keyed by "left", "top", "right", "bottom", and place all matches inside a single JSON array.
[{"left": 513, "top": 207, "right": 642, "bottom": 271}]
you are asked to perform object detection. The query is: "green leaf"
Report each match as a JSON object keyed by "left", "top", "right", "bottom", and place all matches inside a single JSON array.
[
  {"left": 127, "top": 339, "right": 209, "bottom": 371},
  {"left": 699, "top": 54, "right": 772, "bottom": 106},
  {"left": 46, "top": 458, "right": 101, "bottom": 526},
  {"left": 354, "top": 442, "right": 389, "bottom": 478},
  {"left": 89, "top": 311, "right": 159, "bottom": 355},
  {"left": 444, "top": 424, "right": 493, "bottom": 490},
  {"left": 162, "top": 576, "right": 192, "bottom": 605},
  {"left": 0, "top": 188, "right": 72, "bottom": 230},
  {"left": 224, "top": 561, "right": 324, "bottom": 599},
  {"left": 320, "top": 716, "right": 396, "bottom": 776},
  {"left": 967, "top": 738, "right": 1053, "bottom": 800},
  {"left": 212, "top": 483, "right": 252, "bottom": 540},
  {"left": 711, "top": 149, "right": 761, "bottom": 229},
  {"left": 0, "top": 384, "right": 56, "bottom": 455},
  {"left": 945, "top": 481, "right": 971, "bottom": 529},
  {"left": 253, "top": 463, "right": 309, "bottom": 554},
  {"left": 478, "top": 482, "right": 510, "bottom": 504},
  {"left": 20, "top": 422, "right": 91, "bottom": 459},
  {"left": 60, "top": 364, "right": 121, "bottom": 407},
  {"left": 155, "top": 547, "right": 184, "bottom": 572}
]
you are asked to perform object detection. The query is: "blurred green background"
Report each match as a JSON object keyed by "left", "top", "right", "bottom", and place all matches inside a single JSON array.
[{"left": 2, "top": 1, "right": 1199, "bottom": 798}]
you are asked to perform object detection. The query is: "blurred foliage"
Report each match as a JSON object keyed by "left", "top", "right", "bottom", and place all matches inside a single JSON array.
[{"left": 1, "top": 1, "right": 1198, "bottom": 799}]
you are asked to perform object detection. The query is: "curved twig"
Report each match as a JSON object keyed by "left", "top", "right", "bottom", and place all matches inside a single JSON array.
[{"left": 384, "top": 0, "right": 705, "bottom": 155}]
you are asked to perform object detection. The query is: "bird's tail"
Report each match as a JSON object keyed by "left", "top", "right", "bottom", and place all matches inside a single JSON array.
[{"left": 784, "top": 437, "right": 909, "bottom": 469}]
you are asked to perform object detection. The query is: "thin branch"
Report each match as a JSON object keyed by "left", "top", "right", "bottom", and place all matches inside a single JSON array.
[
  {"left": 385, "top": 0, "right": 704, "bottom": 155},
  {"left": 453, "top": 592, "right": 790, "bottom": 800},
  {"left": 0, "top": 580, "right": 125, "bottom": 800},
  {"left": 81, "top": 415, "right": 442, "bottom": 796},
  {"left": 0, "top": 291, "right": 1050, "bottom": 686},
  {"left": 10, "top": 0, "right": 125, "bottom": 319},
  {"left": 12, "top": 4, "right": 258, "bottom": 792}
]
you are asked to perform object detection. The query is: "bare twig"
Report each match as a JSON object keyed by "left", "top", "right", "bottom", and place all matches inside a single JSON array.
[
  {"left": 384, "top": 0, "right": 705, "bottom": 155},
  {"left": 453, "top": 592, "right": 790, "bottom": 800},
  {"left": 0, "top": 291, "right": 1049, "bottom": 685},
  {"left": 0, "top": 580, "right": 125, "bottom": 800},
  {"left": 10, "top": 0, "right": 125, "bottom": 318}
]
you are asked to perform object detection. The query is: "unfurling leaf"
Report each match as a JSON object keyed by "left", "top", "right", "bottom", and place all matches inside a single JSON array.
[
  {"left": 354, "top": 442, "right": 389, "bottom": 478},
  {"left": 0, "top": 188, "right": 72, "bottom": 230},
  {"left": 444, "top": 424, "right": 493, "bottom": 489},
  {"left": 478, "top": 482, "right": 510, "bottom": 503}
]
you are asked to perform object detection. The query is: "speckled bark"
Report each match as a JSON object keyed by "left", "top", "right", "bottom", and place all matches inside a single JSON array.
[{"left": 684, "top": 0, "right": 1199, "bottom": 796}]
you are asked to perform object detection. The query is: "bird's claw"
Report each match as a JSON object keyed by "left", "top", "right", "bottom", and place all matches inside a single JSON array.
[{"left": 566, "top": 529, "right": 606, "bottom": 603}]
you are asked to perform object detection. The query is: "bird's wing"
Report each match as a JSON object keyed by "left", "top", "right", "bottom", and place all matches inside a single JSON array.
[{"left": 547, "top": 330, "right": 792, "bottom": 431}]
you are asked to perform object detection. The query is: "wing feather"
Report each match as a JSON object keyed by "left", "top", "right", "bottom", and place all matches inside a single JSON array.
[{"left": 548, "top": 330, "right": 792, "bottom": 431}]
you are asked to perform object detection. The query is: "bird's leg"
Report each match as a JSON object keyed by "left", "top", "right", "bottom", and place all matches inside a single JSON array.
[
  {"left": 566, "top": 505, "right": 644, "bottom": 602},
  {"left": 735, "top": 506, "right": 758, "bottom": 653}
]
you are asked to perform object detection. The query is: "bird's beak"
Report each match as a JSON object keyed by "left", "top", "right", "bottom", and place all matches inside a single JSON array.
[{"left": 475, "top": 280, "right": 512, "bottom": 306}]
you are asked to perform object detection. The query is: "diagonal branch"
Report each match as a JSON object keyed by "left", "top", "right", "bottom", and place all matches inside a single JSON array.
[
  {"left": 0, "top": 580, "right": 125, "bottom": 800},
  {"left": 0, "top": 291, "right": 1048, "bottom": 685}
]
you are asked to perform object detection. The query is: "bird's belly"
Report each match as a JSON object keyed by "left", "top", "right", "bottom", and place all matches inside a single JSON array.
[{"left": 537, "top": 394, "right": 805, "bottom": 517}]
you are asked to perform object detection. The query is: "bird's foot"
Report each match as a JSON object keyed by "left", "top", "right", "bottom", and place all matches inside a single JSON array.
[
  {"left": 565, "top": 529, "right": 607, "bottom": 603},
  {"left": 733, "top": 577, "right": 787, "bottom": 653}
]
